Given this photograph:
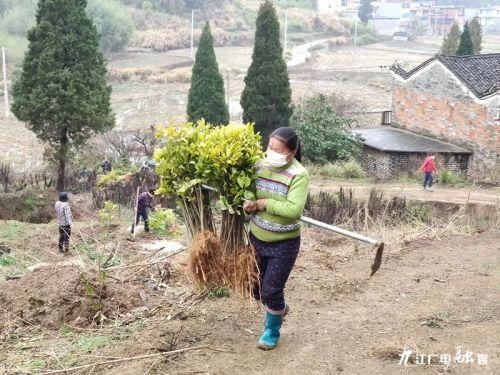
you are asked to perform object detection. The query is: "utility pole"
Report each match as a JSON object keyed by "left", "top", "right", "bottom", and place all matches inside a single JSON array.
[
  {"left": 441, "top": 9, "right": 445, "bottom": 36},
  {"left": 433, "top": 8, "right": 437, "bottom": 35},
  {"left": 284, "top": 11, "right": 288, "bottom": 52},
  {"left": 226, "top": 69, "right": 230, "bottom": 108},
  {"left": 1, "top": 47, "right": 8, "bottom": 117},
  {"left": 483, "top": 12, "right": 487, "bottom": 36},
  {"left": 354, "top": 16, "right": 358, "bottom": 47},
  {"left": 427, "top": 7, "right": 431, "bottom": 36},
  {"left": 190, "top": 10, "right": 195, "bottom": 59}
]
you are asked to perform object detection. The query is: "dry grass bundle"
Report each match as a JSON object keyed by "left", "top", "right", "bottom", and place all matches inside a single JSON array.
[
  {"left": 187, "top": 231, "right": 259, "bottom": 299},
  {"left": 131, "top": 28, "right": 193, "bottom": 51},
  {"left": 150, "top": 70, "right": 192, "bottom": 84},
  {"left": 328, "top": 36, "right": 348, "bottom": 47}
]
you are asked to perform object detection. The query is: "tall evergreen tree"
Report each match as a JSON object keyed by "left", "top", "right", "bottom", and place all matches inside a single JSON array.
[
  {"left": 187, "top": 22, "right": 229, "bottom": 125},
  {"left": 358, "top": 0, "right": 373, "bottom": 25},
  {"left": 469, "top": 16, "right": 482, "bottom": 54},
  {"left": 441, "top": 22, "right": 460, "bottom": 55},
  {"left": 12, "top": 0, "right": 114, "bottom": 191},
  {"left": 457, "top": 22, "right": 474, "bottom": 56},
  {"left": 241, "top": 0, "right": 291, "bottom": 142}
]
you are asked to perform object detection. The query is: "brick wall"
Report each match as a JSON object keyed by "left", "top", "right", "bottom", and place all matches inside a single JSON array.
[
  {"left": 392, "top": 62, "right": 499, "bottom": 181},
  {"left": 361, "top": 146, "right": 470, "bottom": 180}
]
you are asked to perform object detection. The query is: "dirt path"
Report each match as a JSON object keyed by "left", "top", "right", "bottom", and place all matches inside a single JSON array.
[
  {"left": 311, "top": 178, "right": 500, "bottom": 206},
  {"left": 1, "top": 222, "right": 498, "bottom": 373},
  {"left": 166, "top": 229, "right": 499, "bottom": 374}
]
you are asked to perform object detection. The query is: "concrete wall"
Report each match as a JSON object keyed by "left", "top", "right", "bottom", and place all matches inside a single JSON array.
[{"left": 392, "top": 62, "right": 499, "bottom": 181}]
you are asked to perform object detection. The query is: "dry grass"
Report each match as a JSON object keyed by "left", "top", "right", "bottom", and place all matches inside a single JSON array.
[
  {"left": 187, "top": 230, "right": 258, "bottom": 299},
  {"left": 151, "top": 70, "right": 192, "bottom": 84},
  {"left": 328, "top": 36, "right": 349, "bottom": 47},
  {"left": 130, "top": 18, "right": 230, "bottom": 52},
  {"left": 107, "top": 67, "right": 192, "bottom": 84}
]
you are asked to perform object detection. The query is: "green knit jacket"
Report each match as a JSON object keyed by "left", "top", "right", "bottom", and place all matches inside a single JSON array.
[{"left": 249, "top": 158, "right": 310, "bottom": 242}]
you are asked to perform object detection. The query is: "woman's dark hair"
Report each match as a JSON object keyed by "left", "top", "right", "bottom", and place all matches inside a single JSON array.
[
  {"left": 270, "top": 127, "right": 302, "bottom": 162},
  {"left": 149, "top": 188, "right": 156, "bottom": 195},
  {"left": 59, "top": 192, "right": 69, "bottom": 202}
]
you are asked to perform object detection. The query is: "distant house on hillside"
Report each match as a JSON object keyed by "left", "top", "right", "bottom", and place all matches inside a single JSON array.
[
  {"left": 477, "top": 5, "right": 500, "bottom": 33},
  {"left": 392, "top": 54, "right": 499, "bottom": 180},
  {"left": 315, "top": 0, "right": 358, "bottom": 13},
  {"left": 316, "top": 0, "right": 348, "bottom": 13},
  {"left": 356, "top": 53, "right": 499, "bottom": 181}
]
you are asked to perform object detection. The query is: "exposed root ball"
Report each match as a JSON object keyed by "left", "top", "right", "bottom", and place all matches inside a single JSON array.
[{"left": 187, "top": 231, "right": 259, "bottom": 299}]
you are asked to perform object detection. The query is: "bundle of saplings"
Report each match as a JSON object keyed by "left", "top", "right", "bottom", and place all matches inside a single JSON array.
[
  {"left": 155, "top": 121, "right": 264, "bottom": 297},
  {"left": 155, "top": 120, "right": 215, "bottom": 241}
]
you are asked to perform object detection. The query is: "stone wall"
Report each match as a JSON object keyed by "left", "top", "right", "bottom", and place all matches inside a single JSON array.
[
  {"left": 360, "top": 147, "right": 392, "bottom": 180},
  {"left": 361, "top": 146, "right": 470, "bottom": 180},
  {"left": 392, "top": 62, "right": 499, "bottom": 181}
]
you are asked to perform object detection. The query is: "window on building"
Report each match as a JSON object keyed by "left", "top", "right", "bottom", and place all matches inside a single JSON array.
[{"left": 342, "top": 0, "right": 347, "bottom": 6}]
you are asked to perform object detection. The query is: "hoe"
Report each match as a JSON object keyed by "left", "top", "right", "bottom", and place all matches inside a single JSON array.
[{"left": 202, "top": 185, "right": 384, "bottom": 276}]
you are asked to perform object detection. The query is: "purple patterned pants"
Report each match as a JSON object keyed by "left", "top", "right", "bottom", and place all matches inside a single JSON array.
[{"left": 249, "top": 232, "right": 301, "bottom": 312}]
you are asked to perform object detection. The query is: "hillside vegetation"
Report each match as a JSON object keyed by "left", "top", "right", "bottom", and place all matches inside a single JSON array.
[{"left": 0, "top": 0, "right": 356, "bottom": 62}]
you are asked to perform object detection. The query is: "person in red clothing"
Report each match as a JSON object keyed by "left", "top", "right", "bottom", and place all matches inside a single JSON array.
[{"left": 420, "top": 154, "right": 438, "bottom": 190}]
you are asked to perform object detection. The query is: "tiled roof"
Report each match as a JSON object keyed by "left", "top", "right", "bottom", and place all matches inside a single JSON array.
[
  {"left": 391, "top": 53, "right": 500, "bottom": 99},
  {"left": 353, "top": 127, "right": 472, "bottom": 154}
]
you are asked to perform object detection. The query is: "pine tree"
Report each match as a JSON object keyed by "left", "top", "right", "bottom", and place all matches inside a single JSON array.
[
  {"left": 469, "top": 16, "right": 482, "bottom": 54},
  {"left": 358, "top": 0, "right": 373, "bottom": 25},
  {"left": 12, "top": 0, "right": 114, "bottom": 191},
  {"left": 457, "top": 22, "right": 474, "bottom": 56},
  {"left": 187, "top": 22, "right": 229, "bottom": 125},
  {"left": 441, "top": 22, "right": 460, "bottom": 55},
  {"left": 241, "top": 0, "right": 291, "bottom": 142}
]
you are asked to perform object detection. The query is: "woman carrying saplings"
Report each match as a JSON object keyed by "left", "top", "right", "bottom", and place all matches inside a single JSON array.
[{"left": 244, "top": 127, "right": 309, "bottom": 350}]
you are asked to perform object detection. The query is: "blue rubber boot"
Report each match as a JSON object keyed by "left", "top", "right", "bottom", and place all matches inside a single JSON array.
[{"left": 257, "top": 312, "right": 283, "bottom": 350}]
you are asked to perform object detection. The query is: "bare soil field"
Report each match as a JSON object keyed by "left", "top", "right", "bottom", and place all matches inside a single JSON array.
[
  {"left": 0, "top": 188, "right": 498, "bottom": 374},
  {"left": 0, "top": 39, "right": 443, "bottom": 166},
  {"left": 1, "top": 36, "right": 499, "bottom": 169}
]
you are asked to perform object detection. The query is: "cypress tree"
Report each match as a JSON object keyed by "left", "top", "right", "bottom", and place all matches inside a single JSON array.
[
  {"left": 187, "top": 22, "right": 229, "bottom": 125},
  {"left": 457, "top": 22, "right": 474, "bottom": 56},
  {"left": 469, "top": 16, "right": 482, "bottom": 54},
  {"left": 358, "top": 0, "right": 373, "bottom": 25},
  {"left": 241, "top": 0, "right": 292, "bottom": 142},
  {"left": 441, "top": 22, "right": 460, "bottom": 55},
  {"left": 12, "top": 0, "right": 114, "bottom": 191}
]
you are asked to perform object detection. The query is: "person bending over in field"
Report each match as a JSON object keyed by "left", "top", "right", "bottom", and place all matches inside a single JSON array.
[
  {"left": 131, "top": 189, "right": 155, "bottom": 233},
  {"left": 244, "top": 127, "right": 309, "bottom": 350}
]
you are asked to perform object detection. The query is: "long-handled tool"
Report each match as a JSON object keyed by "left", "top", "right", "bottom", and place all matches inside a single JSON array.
[
  {"left": 132, "top": 187, "right": 140, "bottom": 238},
  {"left": 201, "top": 184, "right": 384, "bottom": 276},
  {"left": 299, "top": 216, "right": 384, "bottom": 276}
]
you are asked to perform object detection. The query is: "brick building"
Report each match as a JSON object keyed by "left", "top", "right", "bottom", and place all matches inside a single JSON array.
[
  {"left": 354, "top": 127, "right": 471, "bottom": 180},
  {"left": 389, "top": 53, "right": 500, "bottom": 181}
]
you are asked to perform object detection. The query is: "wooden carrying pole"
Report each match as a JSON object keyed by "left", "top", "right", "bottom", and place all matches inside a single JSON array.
[{"left": 133, "top": 187, "right": 140, "bottom": 238}]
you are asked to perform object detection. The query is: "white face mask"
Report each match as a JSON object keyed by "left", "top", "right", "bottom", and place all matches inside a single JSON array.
[{"left": 266, "top": 149, "right": 290, "bottom": 168}]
